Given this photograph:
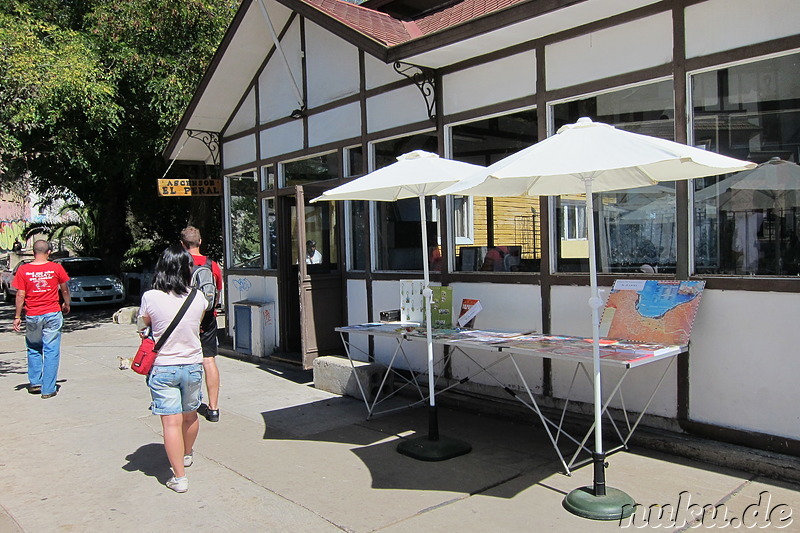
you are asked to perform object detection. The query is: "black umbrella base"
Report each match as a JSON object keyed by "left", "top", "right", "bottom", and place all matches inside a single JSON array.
[
  {"left": 396, "top": 435, "right": 472, "bottom": 462},
  {"left": 563, "top": 486, "right": 636, "bottom": 521}
]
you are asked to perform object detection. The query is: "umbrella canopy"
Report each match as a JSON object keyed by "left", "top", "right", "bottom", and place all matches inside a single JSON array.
[
  {"left": 437, "top": 117, "right": 755, "bottom": 505},
  {"left": 441, "top": 117, "right": 756, "bottom": 197},
  {"left": 312, "top": 150, "right": 483, "bottom": 202}
]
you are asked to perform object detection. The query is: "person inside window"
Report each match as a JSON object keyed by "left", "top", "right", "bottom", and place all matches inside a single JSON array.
[{"left": 306, "top": 240, "right": 322, "bottom": 264}]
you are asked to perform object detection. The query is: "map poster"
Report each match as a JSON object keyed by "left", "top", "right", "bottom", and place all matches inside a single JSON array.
[{"left": 600, "top": 280, "right": 706, "bottom": 345}]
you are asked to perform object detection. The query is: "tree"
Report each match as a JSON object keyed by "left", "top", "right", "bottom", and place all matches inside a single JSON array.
[
  {"left": 0, "top": 0, "right": 236, "bottom": 270},
  {"left": 24, "top": 201, "right": 100, "bottom": 256}
]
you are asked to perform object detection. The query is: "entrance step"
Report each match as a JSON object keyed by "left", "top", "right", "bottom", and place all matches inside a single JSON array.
[{"left": 313, "top": 356, "right": 390, "bottom": 402}]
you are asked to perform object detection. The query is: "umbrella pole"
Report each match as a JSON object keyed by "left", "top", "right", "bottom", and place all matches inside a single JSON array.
[
  {"left": 563, "top": 179, "right": 635, "bottom": 520},
  {"left": 396, "top": 196, "right": 471, "bottom": 462}
]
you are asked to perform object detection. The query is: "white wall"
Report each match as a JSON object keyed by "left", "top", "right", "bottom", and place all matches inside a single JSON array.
[
  {"left": 305, "top": 22, "right": 360, "bottom": 108},
  {"left": 689, "top": 290, "right": 800, "bottom": 440},
  {"left": 367, "top": 85, "right": 430, "bottom": 133},
  {"left": 546, "top": 12, "right": 672, "bottom": 91},
  {"left": 222, "top": 135, "right": 256, "bottom": 168},
  {"left": 442, "top": 51, "right": 536, "bottom": 116},
  {"left": 225, "top": 88, "right": 256, "bottom": 136},
  {"left": 258, "top": 21, "right": 304, "bottom": 123},
  {"left": 308, "top": 102, "right": 361, "bottom": 146},
  {"left": 364, "top": 54, "right": 406, "bottom": 90},
  {"left": 260, "top": 120, "right": 304, "bottom": 160},
  {"left": 685, "top": 0, "right": 800, "bottom": 59}
]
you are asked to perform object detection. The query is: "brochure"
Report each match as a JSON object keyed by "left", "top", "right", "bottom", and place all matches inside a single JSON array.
[{"left": 457, "top": 298, "right": 482, "bottom": 328}]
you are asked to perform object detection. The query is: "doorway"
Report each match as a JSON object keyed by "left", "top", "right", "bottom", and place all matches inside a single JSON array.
[{"left": 278, "top": 186, "right": 344, "bottom": 369}]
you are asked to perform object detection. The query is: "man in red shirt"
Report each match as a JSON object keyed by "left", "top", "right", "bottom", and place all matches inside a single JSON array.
[
  {"left": 12, "top": 240, "right": 71, "bottom": 398},
  {"left": 180, "top": 226, "right": 223, "bottom": 422}
]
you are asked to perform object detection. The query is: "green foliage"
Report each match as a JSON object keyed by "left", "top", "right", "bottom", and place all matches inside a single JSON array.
[
  {"left": 0, "top": 3, "right": 120, "bottom": 177},
  {"left": 0, "top": 0, "right": 236, "bottom": 269},
  {"left": 23, "top": 201, "right": 100, "bottom": 257}
]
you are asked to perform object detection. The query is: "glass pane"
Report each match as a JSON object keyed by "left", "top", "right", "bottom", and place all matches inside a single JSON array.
[
  {"left": 450, "top": 109, "right": 540, "bottom": 272},
  {"left": 261, "top": 165, "right": 275, "bottom": 190},
  {"left": 262, "top": 198, "right": 277, "bottom": 269},
  {"left": 552, "top": 79, "right": 676, "bottom": 273},
  {"left": 370, "top": 132, "right": 439, "bottom": 272},
  {"left": 304, "top": 201, "right": 337, "bottom": 272},
  {"left": 346, "top": 146, "right": 364, "bottom": 177},
  {"left": 692, "top": 52, "right": 800, "bottom": 275},
  {"left": 348, "top": 200, "right": 367, "bottom": 271},
  {"left": 373, "top": 131, "right": 438, "bottom": 169},
  {"left": 228, "top": 173, "right": 262, "bottom": 268},
  {"left": 283, "top": 152, "right": 339, "bottom": 187},
  {"left": 375, "top": 197, "right": 439, "bottom": 271}
]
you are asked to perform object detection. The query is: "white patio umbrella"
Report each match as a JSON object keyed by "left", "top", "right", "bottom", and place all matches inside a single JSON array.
[
  {"left": 440, "top": 117, "right": 755, "bottom": 519},
  {"left": 312, "top": 150, "right": 483, "bottom": 460}
]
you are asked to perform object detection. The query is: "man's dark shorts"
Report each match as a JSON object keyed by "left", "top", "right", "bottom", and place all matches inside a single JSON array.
[{"left": 200, "top": 311, "right": 218, "bottom": 358}]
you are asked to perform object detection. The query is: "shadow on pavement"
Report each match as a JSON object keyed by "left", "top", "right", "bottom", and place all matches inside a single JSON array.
[
  {"left": 123, "top": 442, "right": 173, "bottom": 484},
  {"left": 0, "top": 300, "right": 119, "bottom": 334},
  {"left": 260, "top": 397, "right": 558, "bottom": 498},
  {"left": 0, "top": 357, "right": 26, "bottom": 378}
]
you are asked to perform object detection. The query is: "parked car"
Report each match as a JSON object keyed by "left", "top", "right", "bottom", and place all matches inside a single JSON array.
[
  {"left": 53, "top": 257, "right": 125, "bottom": 307},
  {"left": 2, "top": 259, "right": 32, "bottom": 302}
]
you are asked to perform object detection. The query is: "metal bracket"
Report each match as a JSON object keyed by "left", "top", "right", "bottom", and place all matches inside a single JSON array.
[
  {"left": 186, "top": 130, "right": 220, "bottom": 166},
  {"left": 393, "top": 61, "right": 437, "bottom": 121}
]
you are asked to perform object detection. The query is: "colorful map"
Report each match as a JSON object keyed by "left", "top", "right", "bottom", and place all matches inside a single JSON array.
[{"left": 600, "top": 280, "right": 705, "bottom": 345}]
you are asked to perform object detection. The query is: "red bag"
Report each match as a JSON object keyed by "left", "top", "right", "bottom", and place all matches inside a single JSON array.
[{"left": 132, "top": 337, "right": 157, "bottom": 375}]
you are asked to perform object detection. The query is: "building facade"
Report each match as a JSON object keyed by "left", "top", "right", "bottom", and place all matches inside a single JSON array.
[{"left": 167, "top": 0, "right": 800, "bottom": 455}]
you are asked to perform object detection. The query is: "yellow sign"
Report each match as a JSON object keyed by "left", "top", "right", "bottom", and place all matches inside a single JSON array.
[{"left": 158, "top": 179, "right": 222, "bottom": 197}]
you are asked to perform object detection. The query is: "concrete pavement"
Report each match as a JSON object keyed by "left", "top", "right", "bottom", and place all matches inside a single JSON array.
[{"left": 1, "top": 313, "right": 799, "bottom": 532}]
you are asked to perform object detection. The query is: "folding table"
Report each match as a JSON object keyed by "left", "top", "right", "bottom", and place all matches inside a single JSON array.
[{"left": 336, "top": 324, "right": 685, "bottom": 474}]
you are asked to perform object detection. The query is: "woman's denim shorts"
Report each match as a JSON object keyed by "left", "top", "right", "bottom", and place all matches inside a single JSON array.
[{"left": 148, "top": 363, "right": 204, "bottom": 415}]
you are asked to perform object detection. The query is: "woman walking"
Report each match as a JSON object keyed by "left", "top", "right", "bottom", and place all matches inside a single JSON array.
[{"left": 138, "top": 245, "right": 207, "bottom": 493}]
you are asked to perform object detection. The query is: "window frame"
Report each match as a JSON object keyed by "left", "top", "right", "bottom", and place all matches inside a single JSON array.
[{"left": 224, "top": 170, "right": 263, "bottom": 270}]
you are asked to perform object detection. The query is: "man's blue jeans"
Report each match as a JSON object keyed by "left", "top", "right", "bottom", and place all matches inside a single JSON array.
[{"left": 26, "top": 312, "right": 64, "bottom": 395}]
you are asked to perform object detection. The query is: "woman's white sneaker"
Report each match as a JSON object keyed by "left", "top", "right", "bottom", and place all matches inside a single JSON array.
[{"left": 166, "top": 476, "right": 188, "bottom": 493}]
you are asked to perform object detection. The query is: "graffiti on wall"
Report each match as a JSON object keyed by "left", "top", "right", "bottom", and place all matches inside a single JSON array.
[{"left": 0, "top": 221, "right": 25, "bottom": 253}]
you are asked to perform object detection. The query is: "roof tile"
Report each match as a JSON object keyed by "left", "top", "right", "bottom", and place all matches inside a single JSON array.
[{"left": 301, "top": 0, "right": 528, "bottom": 47}]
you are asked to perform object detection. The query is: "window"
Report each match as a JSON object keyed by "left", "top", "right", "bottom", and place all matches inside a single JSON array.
[
  {"left": 449, "top": 108, "right": 540, "bottom": 272},
  {"left": 226, "top": 172, "right": 262, "bottom": 269},
  {"left": 281, "top": 152, "right": 339, "bottom": 187},
  {"left": 345, "top": 145, "right": 364, "bottom": 177},
  {"left": 261, "top": 165, "right": 275, "bottom": 190},
  {"left": 371, "top": 131, "right": 439, "bottom": 272},
  {"left": 374, "top": 196, "right": 438, "bottom": 271},
  {"left": 373, "top": 132, "right": 437, "bottom": 169},
  {"left": 561, "top": 201, "right": 587, "bottom": 240},
  {"left": 262, "top": 198, "right": 277, "bottom": 269},
  {"left": 551, "top": 79, "right": 676, "bottom": 273},
  {"left": 347, "top": 200, "right": 367, "bottom": 271},
  {"left": 691, "top": 52, "right": 800, "bottom": 275}
]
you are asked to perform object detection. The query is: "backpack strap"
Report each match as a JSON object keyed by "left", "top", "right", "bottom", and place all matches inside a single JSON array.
[{"left": 153, "top": 289, "right": 198, "bottom": 352}]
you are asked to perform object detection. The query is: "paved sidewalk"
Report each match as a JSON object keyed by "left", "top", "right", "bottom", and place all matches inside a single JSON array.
[{"left": 1, "top": 318, "right": 798, "bottom": 532}]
